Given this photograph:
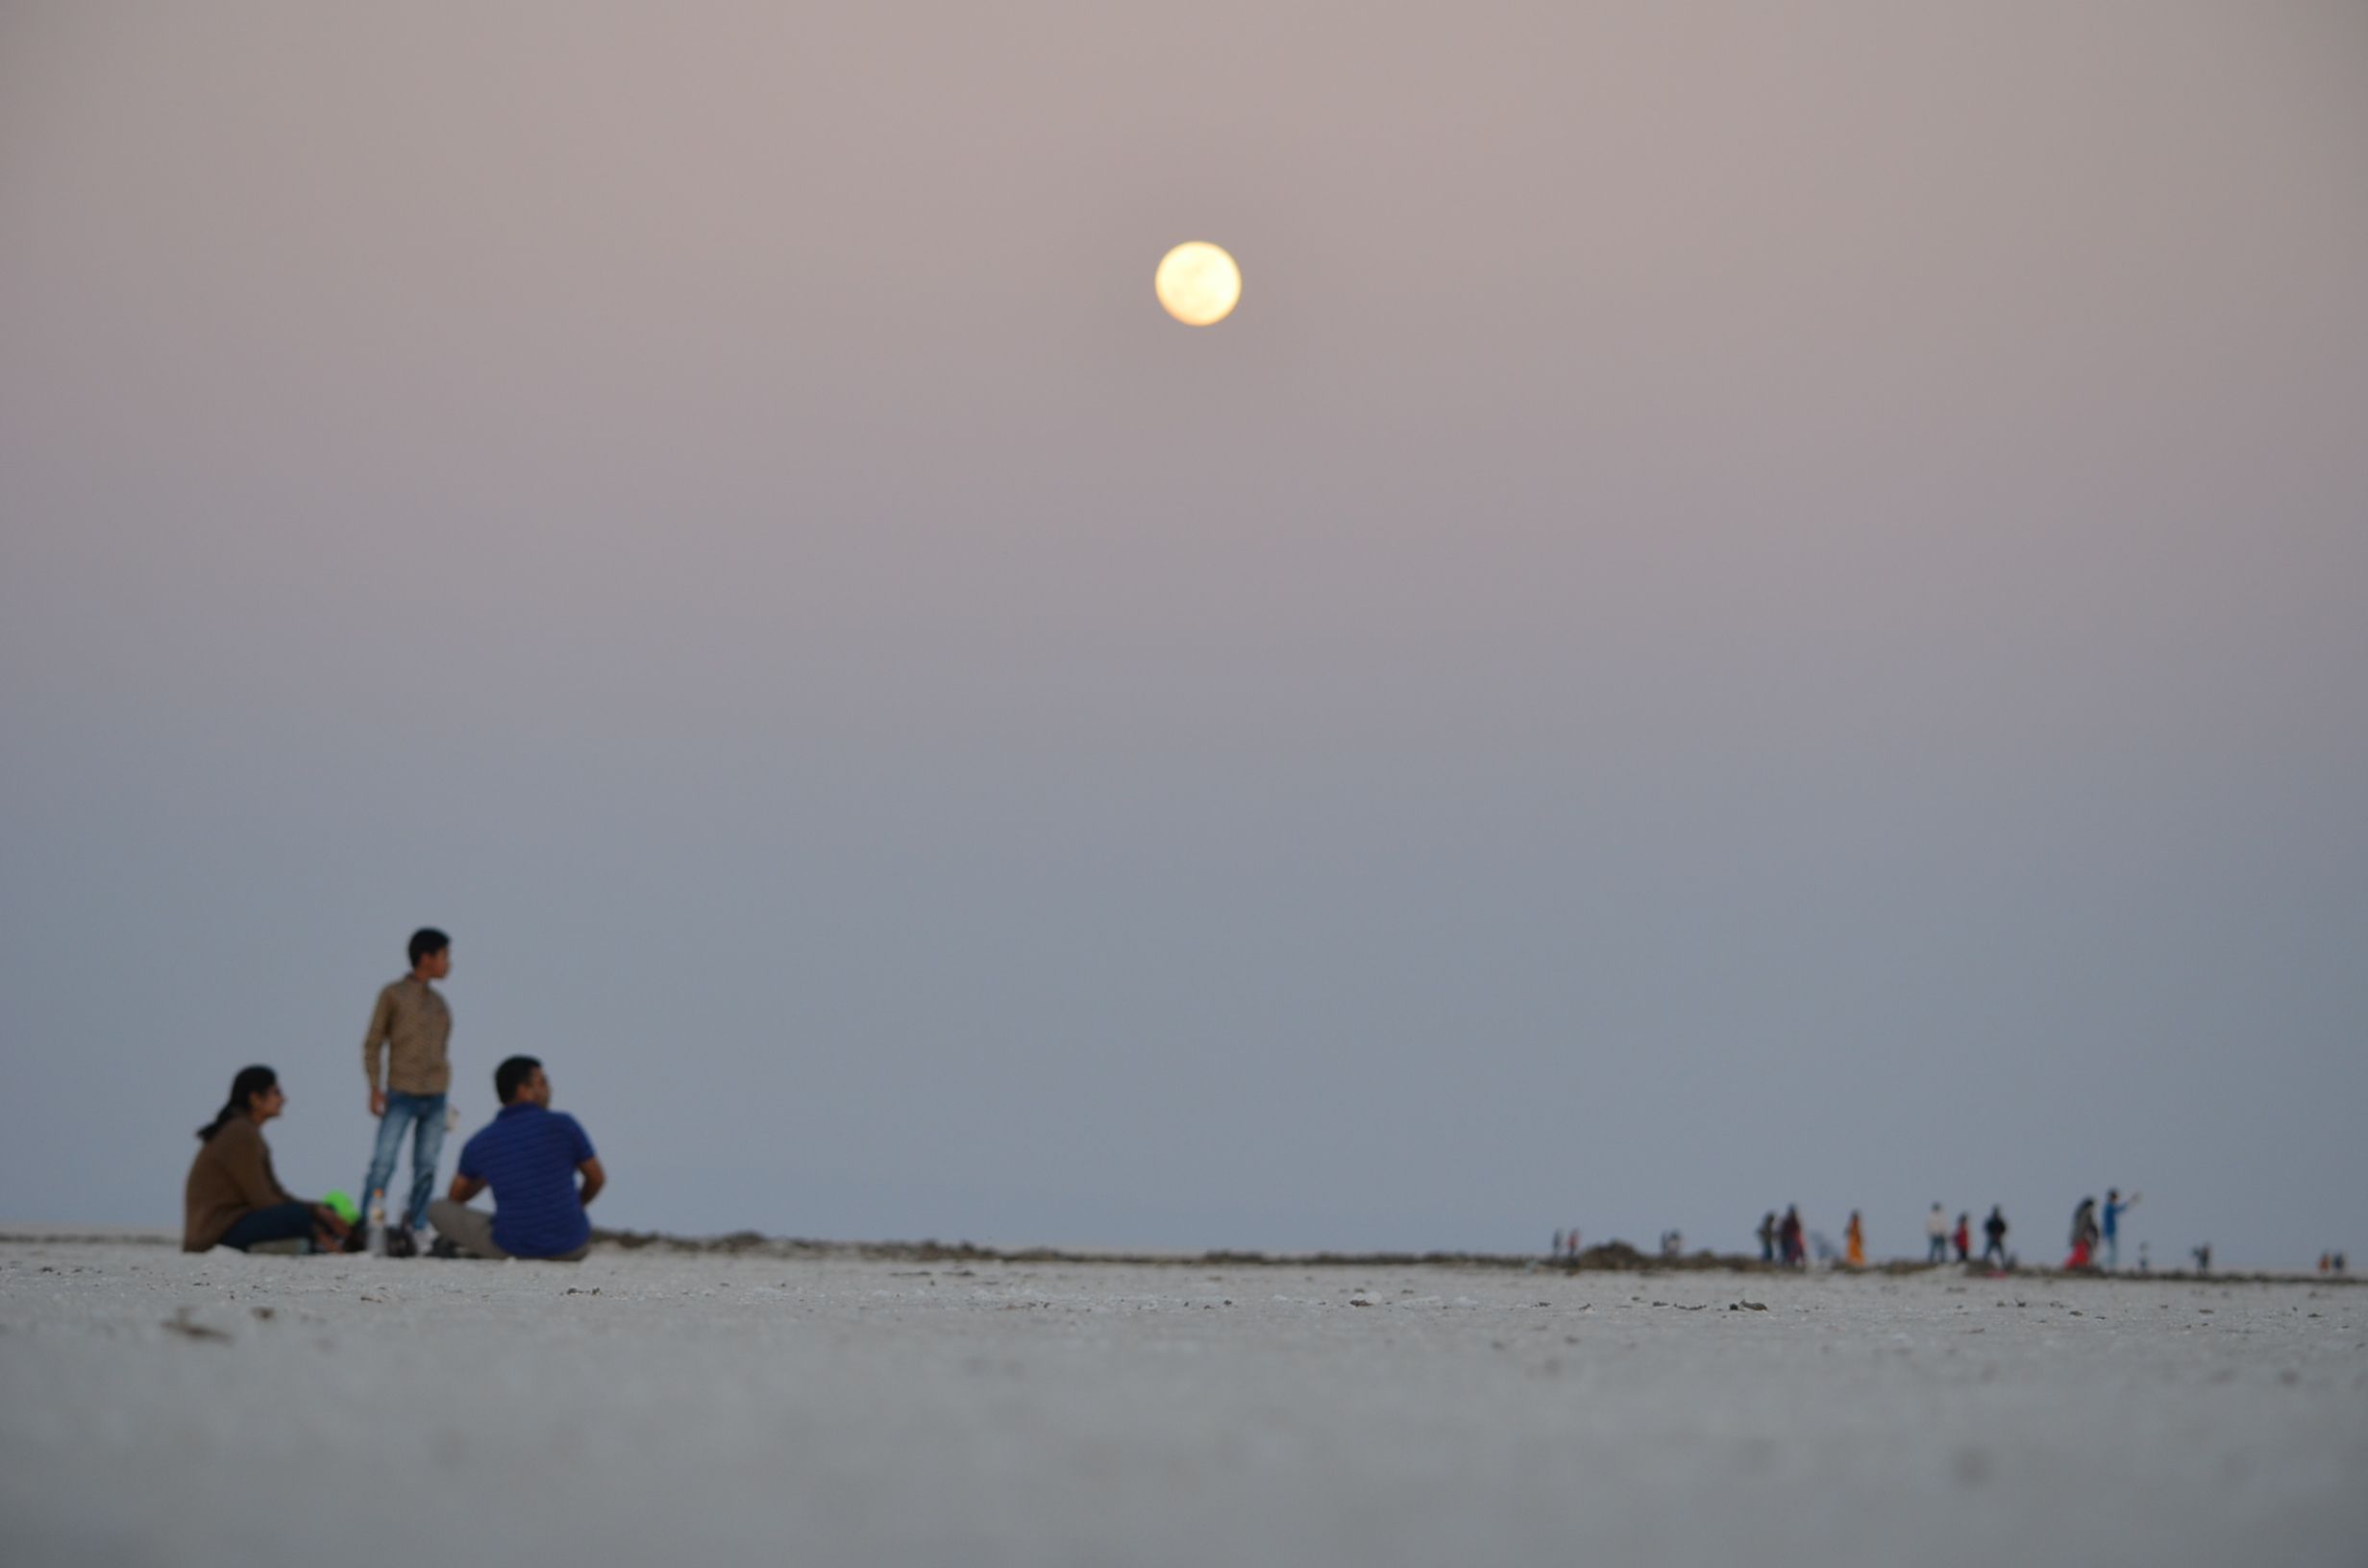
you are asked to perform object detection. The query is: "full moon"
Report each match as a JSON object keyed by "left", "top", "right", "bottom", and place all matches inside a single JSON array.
[{"left": 1154, "top": 241, "right": 1241, "bottom": 327}]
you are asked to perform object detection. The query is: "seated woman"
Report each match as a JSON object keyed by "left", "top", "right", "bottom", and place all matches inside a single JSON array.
[{"left": 183, "top": 1066, "right": 351, "bottom": 1253}]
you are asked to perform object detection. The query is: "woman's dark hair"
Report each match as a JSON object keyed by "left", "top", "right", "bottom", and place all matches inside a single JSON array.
[
  {"left": 198, "top": 1066, "right": 279, "bottom": 1141},
  {"left": 408, "top": 927, "right": 451, "bottom": 968}
]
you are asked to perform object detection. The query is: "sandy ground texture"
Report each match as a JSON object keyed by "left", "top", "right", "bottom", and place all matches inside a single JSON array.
[{"left": 4, "top": 1238, "right": 2363, "bottom": 1568}]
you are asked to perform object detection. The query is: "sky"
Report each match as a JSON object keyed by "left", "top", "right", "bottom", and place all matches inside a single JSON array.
[{"left": 4, "top": 3, "right": 2364, "bottom": 1265}]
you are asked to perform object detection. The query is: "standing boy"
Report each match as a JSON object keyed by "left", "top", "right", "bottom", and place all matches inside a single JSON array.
[{"left": 358, "top": 927, "right": 454, "bottom": 1256}]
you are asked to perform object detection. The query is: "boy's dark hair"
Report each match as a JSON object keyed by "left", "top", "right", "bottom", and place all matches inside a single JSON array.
[
  {"left": 495, "top": 1055, "right": 542, "bottom": 1105},
  {"left": 408, "top": 928, "right": 450, "bottom": 968}
]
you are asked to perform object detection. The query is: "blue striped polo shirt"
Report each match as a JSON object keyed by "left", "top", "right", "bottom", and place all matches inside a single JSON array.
[{"left": 456, "top": 1103, "right": 596, "bottom": 1259}]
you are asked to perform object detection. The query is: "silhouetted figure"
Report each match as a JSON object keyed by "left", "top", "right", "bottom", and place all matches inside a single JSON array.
[
  {"left": 1952, "top": 1212, "right": 1971, "bottom": 1262},
  {"left": 2102, "top": 1188, "right": 2140, "bottom": 1269},
  {"left": 1552, "top": 1229, "right": 1564, "bottom": 1260},
  {"left": 1757, "top": 1212, "right": 1778, "bottom": 1264},
  {"left": 1845, "top": 1211, "right": 1865, "bottom": 1268},
  {"left": 1925, "top": 1202, "right": 1948, "bottom": 1263},
  {"left": 2334, "top": 1252, "right": 2348, "bottom": 1274},
  {"left": 1981, "top": 1206, "right": 2010, "bottom": 1267},
  {"left": 2137, "top": 1241, "right": 2150, "bottom": 1273},
  {"left": 1779, "top": 1205, "right": 1805, "bottom": 1268},
  {"left": 2190, "top": 1243, "right": 2211, "bottom": 1274}
]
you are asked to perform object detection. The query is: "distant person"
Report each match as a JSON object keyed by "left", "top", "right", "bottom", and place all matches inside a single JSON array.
[
  {"left": 1925, "top": 1202, "right": 1949, "bottom": 1263},
  {"left": 2137, "top": 1241, "right": 2150, "bottom": 1273},
  {"left": 1779, "top": 1205, "right": 1805, "bottom": 1268},
  {"left": 358, "top": 927, "right": 456, "bottom": 1257},
  {"left": 2066, "top": 1197, "right": 2100, "bottom": 1269},
  {"left": 1981, "top": 1206, "right": 2010, "bottom": 1267},
  {"left": 1952, "top": 1213, "right": 1971, "bottom": 1263},
  {"left": 2190, "top": 1242, "right": 2211, "bottom": 1274},
  {"left": 184, "top": 1066, "right": 352, "bottom": 1254},
  {"left": 2102, "top": 1188, "right": 2140, "bottom": 1270},
  {"left": 1845, "top": 1211, "right": 1865, "bottom": 1268},
  {"left": 1757, "top": 1212, "right": 1778, "bottom": 1264},
  {"left": 1551, "top": 1229, "right": 1564, "bottom": 1260},
  {"left": 429, "top": 1055, "right": 604, "bottom": 1262}
]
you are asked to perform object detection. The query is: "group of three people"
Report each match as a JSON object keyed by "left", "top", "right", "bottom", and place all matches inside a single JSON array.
[
  {"left": 182, "top": 928, "right": 604, "bottom": 1262},
  {"left": 1923, "top": 1204, "right": 1991, "bottom": 1264}
]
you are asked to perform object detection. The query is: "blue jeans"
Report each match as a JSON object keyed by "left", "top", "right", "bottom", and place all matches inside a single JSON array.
[
  {"left": 217, "top": 1201, "right": 319, "bottom": 1251},
  {"left": 364, "top": 1091, "right": 447, "bottom": 1233}
]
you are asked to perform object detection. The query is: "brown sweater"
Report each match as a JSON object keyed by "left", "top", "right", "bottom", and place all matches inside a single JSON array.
[{"left": 183, "top": 1114, "right": 297, "bottom": 1252}]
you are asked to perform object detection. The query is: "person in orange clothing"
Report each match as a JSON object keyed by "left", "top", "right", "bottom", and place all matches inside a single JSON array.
[
  {"left": 1845, "top": 1210, "right": 1866, "bottom": 1268},
  {"left": 2066, "top": 1197, "right": 2101, "bottom": 1269}
]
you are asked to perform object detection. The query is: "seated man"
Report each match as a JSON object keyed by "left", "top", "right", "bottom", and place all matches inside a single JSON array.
[{"left": 429, "top": 1055, "right": 604, "bottom": 1262}]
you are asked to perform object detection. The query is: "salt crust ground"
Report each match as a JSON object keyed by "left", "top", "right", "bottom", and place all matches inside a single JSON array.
[{"left": 4, "top": 1239, "right": 2363, "bottom": 1568}]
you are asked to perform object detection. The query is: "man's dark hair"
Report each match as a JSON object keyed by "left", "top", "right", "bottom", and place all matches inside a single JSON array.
[
  {"left": 495, "top": 1055, "right": 542, "bottom": 1105},
  {"left": 408, "top": 928, "right": 450, "bottom": 968}
]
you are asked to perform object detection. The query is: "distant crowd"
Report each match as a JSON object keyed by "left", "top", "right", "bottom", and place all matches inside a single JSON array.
[
  {"left": 184, "top": 927, "right": 604, "bottom": 1262},
  {"left": 1747, "top": 1192, "right": 2138, "bottom": 1272},
  {"left": 1555, "top": 1194, "right": 2351, "bottom": 1276}
]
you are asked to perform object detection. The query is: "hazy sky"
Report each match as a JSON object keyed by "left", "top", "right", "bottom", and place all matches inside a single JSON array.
[{"left": 5, "top": 3, "right": 2364, "bottom": 1264}]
